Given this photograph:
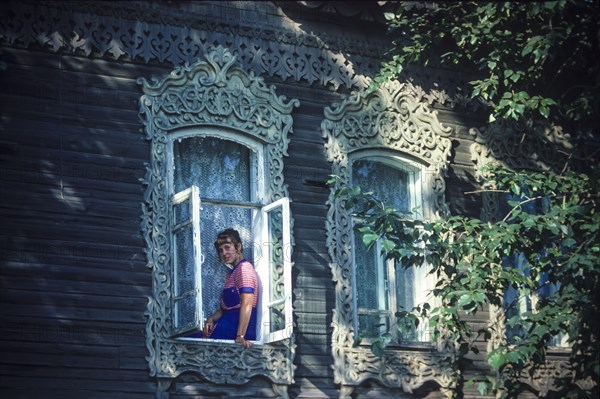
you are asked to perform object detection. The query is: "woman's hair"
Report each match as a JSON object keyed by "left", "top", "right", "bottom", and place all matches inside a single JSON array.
[{"left": 214, "top": 228, "right": 243, "bottom": 254}]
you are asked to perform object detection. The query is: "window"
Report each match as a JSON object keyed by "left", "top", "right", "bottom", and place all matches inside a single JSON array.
[
  {"left": 139, "top": 48, "right": 299, "bottom": 389},
  {"left": 350, "top": 155, "right": 434, "bottom": 343},
  {"left": 500, "top": 195, "right": 567, "bottom": 347},
  {"left": 168, "top": 130, "right": 292, "bottom": 343},
  {"left": 322, "top": 77, "right": 453, "bottom": 393}
]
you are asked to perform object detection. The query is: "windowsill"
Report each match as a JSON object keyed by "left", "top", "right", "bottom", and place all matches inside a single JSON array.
[
  {"left": 176, "top": 336, "right": 266, "bottom": 346},
  {"left": 546, "top": 346, "right": 571, "bottom": 354},
  {"left": 356, "top": 340, "right": 435, "bottom": 352}
]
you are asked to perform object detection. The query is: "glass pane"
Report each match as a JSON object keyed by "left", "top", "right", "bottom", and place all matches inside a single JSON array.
[
  {"left": 269, "top": 302, "right": 286, "bottom": 333},
  {"left": 267, "top": 204, "right": 285, "bottom": 333},
  {"left": 352, "top": 159, "right": 412, "bottom": 213},
  {"left": 355, "top": 233, "right": 390, "bottom": 338},
  {"left": 174, "top": 296, "right": 196, "bottom": 330},
  {"left": 395, "top": 263, "right": 419, "bottom": 341},
  {"left": 173, "top": 199, "right": 190, "bottom": 226},
  {"left": 173, "top": 136, "right": 254, "bottom": 202},
  {"left": 503, "top": 253, "right": 530, "bottom": 342},
  {"left": 358, "top": 314, "right": 389, "bottom": 338},
  {"left": 199, "top": 204, "right": 254, "bottom": 320},
  {"left": 354, "top": 235, "right": 387, "bottom": 311},
  {"left": 395, "top": 264, "right": 415, "bottom": 312},
  {"left": 174, "top": 225, "right": 195, "bottom": 297}
]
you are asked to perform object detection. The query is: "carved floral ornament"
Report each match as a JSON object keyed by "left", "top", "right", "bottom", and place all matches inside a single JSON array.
[
  {"left": 138, "top": 47, "right": 298, "bottom": 397},
  {"left": 322, "top": 79, "right": 456, "bottom": 397}
]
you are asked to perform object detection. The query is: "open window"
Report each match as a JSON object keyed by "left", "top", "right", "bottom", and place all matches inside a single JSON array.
[
  {"left": 168, "top": 132, "right": 292, "bottom": 344},
  {"left": 139, "top": 48, "right": 299, "bottom": 394},
  {"left": 260, "top": 197, "right": 293, "bottom": 342},
  {"left": 171, "top": 186, "right": 202, "bottom": 337}
]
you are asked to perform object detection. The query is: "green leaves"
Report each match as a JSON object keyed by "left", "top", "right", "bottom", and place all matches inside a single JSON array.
[
  {"left": 377, "top": 1, "right": 599, "bottom": 136},
  {"left": 333, "top": 163, "right": 600, "bottom": 398}
]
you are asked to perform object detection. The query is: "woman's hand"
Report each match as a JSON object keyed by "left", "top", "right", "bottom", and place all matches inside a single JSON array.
[
  {"left": 204, "top": 309, "right": 223, "bottom": 337},
  {"left": 203, "top": 318, "right": 215, "bottom": 336},
  {"left": 235, "top": 334, "right": 252, "bottom": 348}
]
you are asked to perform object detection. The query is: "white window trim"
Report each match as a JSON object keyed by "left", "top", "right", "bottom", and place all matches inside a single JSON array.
[{"left": 139, "top": 47, "right": 299, "bottom": 391}]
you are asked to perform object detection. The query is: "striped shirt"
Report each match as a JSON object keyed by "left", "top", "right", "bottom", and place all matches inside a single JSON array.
[{"left": 220, "top": 259, "right": 259, "bottom": 310}]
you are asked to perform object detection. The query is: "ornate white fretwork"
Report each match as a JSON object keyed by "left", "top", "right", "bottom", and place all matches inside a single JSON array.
[
  {"left": 139, "top": 47, "right": 298, "bottom": 398},
  {"left": 322, "top": 79, "right": 455, "bottom": 395},
  {"left": 1, "top": 0, "right": 480, "bottom": 109}
]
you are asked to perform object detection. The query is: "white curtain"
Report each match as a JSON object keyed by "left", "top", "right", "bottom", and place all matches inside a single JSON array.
[{"left": 173, "top": 135, "right": 256, "bottom": 319}]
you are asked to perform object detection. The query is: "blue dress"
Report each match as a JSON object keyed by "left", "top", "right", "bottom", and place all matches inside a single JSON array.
[{"left": 188, "top": 259, "right": 258, "bottom": 340}]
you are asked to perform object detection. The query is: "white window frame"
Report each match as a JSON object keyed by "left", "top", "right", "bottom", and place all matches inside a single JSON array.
[
  {"left": 168, "top": 128, "right": 292, "bottom": 344},
  {"left": 258, "top": 197, "right": 293, "bottom": 343},
  {"left": 171, "top": 186, "right": 203, "bottom": 336},
  {"left": 349, "top": 152, "right": 434, "bottom": 345}
]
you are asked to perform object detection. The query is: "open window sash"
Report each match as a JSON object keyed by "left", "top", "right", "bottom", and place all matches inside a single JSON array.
[
  {"left": 260, "top": 197, "right": 293, "bottom": 343},
  {"left": 171, "top": 186, "right": 203, "bottom": 337}
]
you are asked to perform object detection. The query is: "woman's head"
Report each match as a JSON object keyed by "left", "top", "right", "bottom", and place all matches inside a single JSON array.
[{"left": 214, "top": 228, "right": 243, "bottom": 264}]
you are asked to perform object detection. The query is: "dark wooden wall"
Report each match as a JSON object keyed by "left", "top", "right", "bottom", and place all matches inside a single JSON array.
[
  {"left": 0, "top": 2, "right": 485, "bottom": 398},
  {"left": 0, "top": 46, "right": 171, "bottom": 398}
]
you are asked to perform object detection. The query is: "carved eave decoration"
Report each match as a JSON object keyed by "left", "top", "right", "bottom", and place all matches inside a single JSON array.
[
  {"left": 138, "top": 47, "right": 299, "bottom": 397},
  {"left": 470, "top": 121, "right": 597, "bottom": 395},
  {"left": 322, "top": 79, "right": 455, "bottom": 397},
  {"left": 2, "top": 0, "right": 483, "bottom": 111},
  {"left": 469, "top": 120, "right": 572, "bottom": 222}
]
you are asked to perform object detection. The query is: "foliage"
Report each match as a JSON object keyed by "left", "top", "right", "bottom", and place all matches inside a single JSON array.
[
  {"left": 355, "top": 2, "right": 600, "bottom": 396},
  {"left": 376, "top": 1, "right": 599, "bottom": 133},
  {"left": 334, "top": 165, "right": 599, "bottom": 398}
]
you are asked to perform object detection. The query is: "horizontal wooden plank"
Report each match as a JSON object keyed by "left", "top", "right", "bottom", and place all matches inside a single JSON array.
[
  {"left": 1, "top": 288, "right": 148, "bottom": 314},
  {"left": 290, "top": 377, "right": 340, "bottom": 399},
  {"left": 293, "top": 353, "right": 334, "bottom": 378},
  {"left": 0, "top": 316, "right": 144, "bottom": 346},
  {"left": 1, "top": 219, "right": 143, "bottom": 249},
  {"left": 0, "top": 274, "right": 149, "bottom": 299},
  {"left": 0, "top": 118, "right": 150, "bottom": 160},
  {"left": 0, "top": 301, "right": 146, "bottom": 324},
  {"left": 1, "top": 47, "right": 169, "bottom": 81},
  {"left": 0, "top": 388, "right": 154, "bottom": 399}
]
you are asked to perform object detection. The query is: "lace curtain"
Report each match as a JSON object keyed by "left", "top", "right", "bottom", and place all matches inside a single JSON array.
[
  {"left": 173, "top": 135, "right": 257, "bottom": 320},
  {"left": 352, "top": 159, "right": 428, "bottom": 340}
]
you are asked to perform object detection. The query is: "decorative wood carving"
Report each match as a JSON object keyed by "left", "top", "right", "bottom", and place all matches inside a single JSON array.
[
  {"left": 470, "top": 121, "right": 597, "bottom": 395},
  {"left": 139, "top": 47, "right": 298, "bottom": 397},
  {"left": 322, "top": 79, "right": 455, "bottom": 394},
  {"left": 470, "top": 119, "right": 572, "bottom": 223},
  {"left": 1, "top": 0, "right": 479, "bottom": 111}
]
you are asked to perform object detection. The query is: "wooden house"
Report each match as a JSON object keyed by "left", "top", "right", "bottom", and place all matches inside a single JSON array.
[{"left": 0, "top": 1, "right": 582, "bottom": 398}]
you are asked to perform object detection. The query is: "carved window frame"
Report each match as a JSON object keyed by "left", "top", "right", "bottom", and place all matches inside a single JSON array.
[
  {"left": 469, "top": 121, "right": 588, "bottom": 396},
  {"left": 138, "top": 47, "right": 299, "bottom": 395},
  {"left": 322, "top": 79, "right": 456, "bottom": 396}
]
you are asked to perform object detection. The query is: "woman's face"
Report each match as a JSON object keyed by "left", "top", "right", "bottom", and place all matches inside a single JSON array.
[{"left": 217, "top": 239, "right": 242, "bottom": 265}]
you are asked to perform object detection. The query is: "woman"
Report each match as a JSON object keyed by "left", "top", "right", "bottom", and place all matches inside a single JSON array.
[{"left": 200, "top": 228, "right": 258, "bottom": 348}]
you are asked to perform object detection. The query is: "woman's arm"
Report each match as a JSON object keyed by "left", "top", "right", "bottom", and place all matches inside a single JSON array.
[{"left": 235, "top": 293, "right": 254, "bottom": 348}]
